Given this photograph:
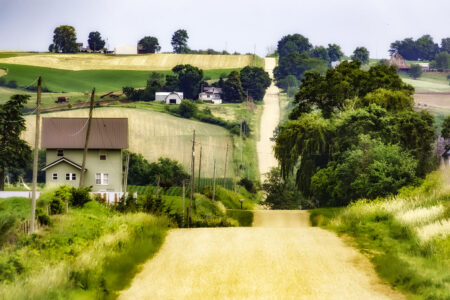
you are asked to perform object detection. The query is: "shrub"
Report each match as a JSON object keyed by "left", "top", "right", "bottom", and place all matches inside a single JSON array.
[
  {"left": 409, "top": 64, "right": 422, "bottom": 79},
  {"left": 36, "top": 208, "right": 51, "bottom": 226},
  {"left": 178, "top": 100, "right": 197, "bottom": 118},
  {"left": 49, "top": 198, "right": 64, "bottom": 214},
  {"left": 70, "top": 187, "right": 92, "bottom": 207},
  {"left": 238, "top": 177, "right": 256, "bottom": 193},
  {"left": 6, "top": 81, "right": 17, "bottom": 88}
]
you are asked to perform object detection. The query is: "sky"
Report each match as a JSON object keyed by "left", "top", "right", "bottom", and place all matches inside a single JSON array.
[{"left": 0, "top": 0, "right": 449, "bottom": 58}]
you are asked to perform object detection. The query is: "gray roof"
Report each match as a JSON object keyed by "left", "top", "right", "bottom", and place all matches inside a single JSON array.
[{"left": 41, "top": 118, "right": 128, "bottom": 149}]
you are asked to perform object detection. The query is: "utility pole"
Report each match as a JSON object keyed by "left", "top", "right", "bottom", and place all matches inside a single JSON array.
[
  {"left": 123, "top": 151, "right": 130, "bottom": 195},
  {"left": 30, "top": 76, "right": 41, "bottom": 234},
  {"left": 155, "top": 175, "right": 160, "bottom": 198},
  {"left": 79, "top": 88, "right": 95, "bottom": 187},
  {"left": 212, "top": 159, "right": 216, "bottom": 201},
  {"left": 223, "top": 143, "right": 228, "bottom": 188},
  {"left": 189, "top": 130, "right": 195, "bottom": 227},
  {"left": 182, "top": 179, "right": 185, "bottom": 227},
  {"left": 197, "top": 146, "right": 202, "bottom": 192}
]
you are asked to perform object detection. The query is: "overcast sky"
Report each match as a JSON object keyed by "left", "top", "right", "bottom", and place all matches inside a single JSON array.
[{"left": 0, "top": 0, "right": 449, "bottom": 58}]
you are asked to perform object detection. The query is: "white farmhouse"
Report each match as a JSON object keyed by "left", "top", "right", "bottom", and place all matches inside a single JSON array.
[
  {"left": 199, "top": 87, "right": 222, "bottom": 104},
  {"left": 155, "top": 92, "right": 183, "bottom": 104},
  {"left": 114, "top": 45, "right": 137, "bottom": 55}
]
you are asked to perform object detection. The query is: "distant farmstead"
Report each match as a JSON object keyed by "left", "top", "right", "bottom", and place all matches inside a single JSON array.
[
  {"left": 155, "top": 92, "right": 183, "bottom": 104},
  {"left": 199, "top": 87, "right": 222, "bottom": 104},
  {"left": 41, "top": 118, "right": 128, "bottom": 192},
  {"left": 389, "top": 53, "right": 410, "bottom": 71}
]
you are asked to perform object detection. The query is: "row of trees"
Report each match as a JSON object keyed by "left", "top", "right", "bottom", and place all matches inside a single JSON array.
[
  {"left": 273, "top": 34, "right": 370, "bottom": 94},
  {"left": 49, "top": 26, "right": 106, "bottom": 53},
  {"left": 274, "top": 61, "right": 438, "bottom": 207},
  {"left": 390, "top": 35, "right": 450, "bottom": 61},
  {"left": 123, "top": 65, "right": 271, "bottom": 102}
]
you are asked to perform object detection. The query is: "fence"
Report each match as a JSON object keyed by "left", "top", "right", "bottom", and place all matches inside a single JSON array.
[{"left": 18, "top": 219, "right": 40, "bottom": 235}]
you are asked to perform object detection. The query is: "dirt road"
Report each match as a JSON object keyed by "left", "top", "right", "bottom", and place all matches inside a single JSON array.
[
  {"left": 120, "top": 210, "right": 403, "bottom": 299},
  {"left": 257, "top": 58, "right": 280, "bottom": 181}
]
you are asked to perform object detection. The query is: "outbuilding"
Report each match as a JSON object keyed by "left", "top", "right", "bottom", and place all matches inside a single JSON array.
[
  {"left": 114, "top": 45, "right": 138, "bottom": 55},
  {"left": 155, "top": 92, "right": 183, "bottom": 104}
]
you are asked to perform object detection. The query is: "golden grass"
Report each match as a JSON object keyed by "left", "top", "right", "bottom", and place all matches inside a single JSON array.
[
  {"left": 23, "top": 107, "right": 233, "bottom": 177},
  {"left": 0, "top": 69, "right": 6, "bottom": 77},
  {"left": 0, "top": 53, "right": 256, "bottom": 71},
  {"left": 396, "top": 205, "right": 444, "bottom": 226}
]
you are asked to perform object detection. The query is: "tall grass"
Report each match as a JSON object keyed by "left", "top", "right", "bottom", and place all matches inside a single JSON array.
[
  {"left": 310, "top": 170, "right": 450, "bottom": 299},
  {"left": 0, "top": 200, "right": 170, "bottom": 299}
]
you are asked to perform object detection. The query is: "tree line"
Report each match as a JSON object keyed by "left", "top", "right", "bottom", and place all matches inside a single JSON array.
[{"left": 273, "top": 33, "right": 370, "bottom": 97}]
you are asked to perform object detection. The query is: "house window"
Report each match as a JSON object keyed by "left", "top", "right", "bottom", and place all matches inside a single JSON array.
[
  {"left": 99, "top": 150, "right": 107, "bottom": 160},
  {"left": 52, "top": 173, "right": 58, "bottom": 180},
  {"left": 96, "top": 173, "right": 109, "bottom": 185},
  {"left": 57, "top": 149, "right": 64, "bottom": 156},
  {"left": 66, "top": 173, "right": 76, "bottom": 181}
]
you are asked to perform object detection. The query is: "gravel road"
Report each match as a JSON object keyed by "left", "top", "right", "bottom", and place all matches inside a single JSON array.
[
  {"left": 257, "top": 57, "right": 280, "bottom": 181},
  {"left": 119, "top": 210, "right": 403, "bottom": 300}
]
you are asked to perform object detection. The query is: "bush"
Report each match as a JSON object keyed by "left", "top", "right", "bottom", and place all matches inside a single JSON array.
[
  {"left": 409, "top": 64, "right": 422, "bottom": 79},
  {"left": 6, "top": 81, "right": 18, "bottom": 88},
  {"left": 36, "top": 208, "right": 51, "bottom": 226},
  {"left": 178, "top": 100, "right": 197, "bottom": 118},
  {"left": 226, "top": 209, "right": 253, "bottom": 226},
  {"left": 49, "top": 198, "right": 64, "bottom": 214},
  {"left": 70, "top": 187, "right": 92, "bottom": 207},
  {"left": 238, "top": 178, "right": 256, "bottom": 193}
]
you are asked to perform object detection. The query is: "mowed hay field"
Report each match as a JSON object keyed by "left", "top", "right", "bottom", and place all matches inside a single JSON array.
[
  {"left": 400, "top": 72, "right": 450, "bottom": 93},
  {"left": 0, "top": 53, "right": 259, "bottom": 71},
  {"left": 23, "top": 107, "right": 233, "bottom": 177},
  {"left": 0, "top": 63, "right": 237, "bottom": 92}
]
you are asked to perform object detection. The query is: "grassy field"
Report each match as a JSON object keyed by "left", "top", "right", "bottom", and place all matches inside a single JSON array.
[
  {"left": 0, "top": 53, "right": 262, "bottom": 71},
  {"left": 0, "top": 197, "right": 170, "bottom": 299},
  {"left": 400, "top": 72, "right": 450, "bottom": 93},
  {"left": 0, "top": 63, "right": 238, "bottom": 93},
  {"left": 309, "top": 170, "right": 450, "bottom": 299},
  {"left": 23, "top": 107, "right": 234, "bottom": 178}
]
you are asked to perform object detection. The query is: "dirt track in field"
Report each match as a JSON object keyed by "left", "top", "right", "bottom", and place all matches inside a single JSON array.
[
  {"left": 257, "top": 57, "right": 280, "bottom": 181},
  {"left": 119, "top": 210, "right": 404, "bottom": 300}
]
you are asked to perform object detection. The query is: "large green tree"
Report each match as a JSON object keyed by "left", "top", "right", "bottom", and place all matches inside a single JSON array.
[
  {"left": 390, "top": 35, "right": 439, "bottom": 60},
  {"left": 351, "top": 47, "right": 369, "bottom": 64},
  {"left": 277, "top": 34, "right": 312, "bottom": 58},
  {"left": 441, "top": 38, "right": 450, "bottom": 53},
  {"left": 310, "top": 46, "right": 330, "bottom": 62},
  {"left": 87, "top": 31, "right": 105, "bottom": 51},
  {"left": 172, "top": 64, "right": 203, "bottom": 99},
  {"left": 138, "top": 36, "right": 161, "bottom": 53},
  {"left": 51, "top": 25, "right": 78, "bottom": 53},
  {"left": 0, "top": 95, "right": 32, "bottom": 190},
  {"left": 434, "top": 51, "right": 450, "bottom": 71},
  {"left": 239, "top": 66, "right": 271, "bottom": 100},
  {"left": 327, "top": 44, "right": 344, "bottom": 62},
  {"left": 273, "top": 52, "right": 328, "bottom": 82},
  {"left": 222, "top": 71, "right": 245, "bottom": 103},
  {"left": 171, "top": 29, "right": 189, "bottom": 54}
]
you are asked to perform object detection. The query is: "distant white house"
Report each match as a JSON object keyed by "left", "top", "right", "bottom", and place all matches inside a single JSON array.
[
  {"left": 418, "top": 63, "right": 430, "bottom": 72},
  {"left": 155, "top": 92, "right": 183, "bottom": 104},
  {"left": 114, "top": 45, "right": 137, "bottom": 55},
  {"left": 199, "top": 87, "right": 222, "bottom": 104}
]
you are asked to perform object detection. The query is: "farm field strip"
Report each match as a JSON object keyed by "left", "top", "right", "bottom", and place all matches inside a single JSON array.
[
  {"left": 23, "top": 107, "right": 233, "bottom": 177},
  {"left": 0, "top": 53, "right": 257, "bottom": 71}
]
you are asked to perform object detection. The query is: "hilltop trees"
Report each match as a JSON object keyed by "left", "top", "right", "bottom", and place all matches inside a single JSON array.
[
  {"left": 275, "top": 60, "right": 438, "bottom": 207},
  {"left": 389, "top": 35, "right": 442, "bottom": 60},
  {"left": 433, "top": 51, "right": 450, "bottom": 71},
  {"left": 0, "top": 95, "right": 32, "bottom": 191},
  {"left": 239, "top": 66, "right": 271, "bottom": 100},
  {"left": 138, "top": 36, "right": 161, "bottom": 53},
  {"left": 327, "top": 44, "right": 344, "bottom": 62},
  {"left": 274, "top": 34, "right": 341, "bottom": 90},
  {"left": 351, "top": 47, "right": 369, "bottom": 64},
  {"left": 50, "top": 25, "right": 78, "bottom": 53},
  {"left": 87, "top": 31, "right": 105, "bottom": 51},
  {"left": 171, "top": 29, "right": 189, "bottom": 54}
]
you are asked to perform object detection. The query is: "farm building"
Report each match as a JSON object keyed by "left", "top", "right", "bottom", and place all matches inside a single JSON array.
[
  {"left": 41, "top": 117, "right": 128, "bottom": 192},
  {"left": 114, "top": 44, "right": 138, "bottom": 55},
  {"left": 199, "top": 87, "right": 222, "bottom": 104},
  {"left": 155, "top": 92, "right": 183, "bottom": 104},
  {"left": 389, "top": 53, "right": 410, "bottom": 71}
]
